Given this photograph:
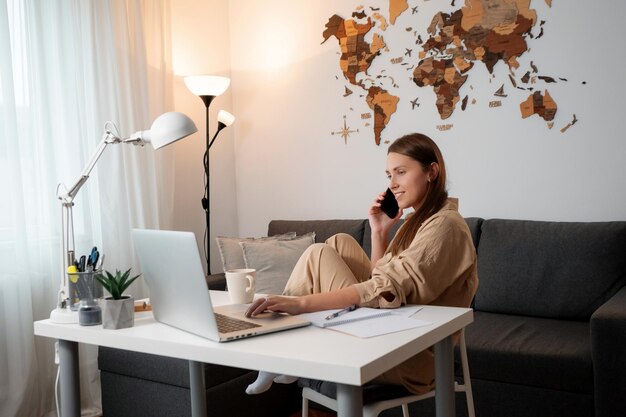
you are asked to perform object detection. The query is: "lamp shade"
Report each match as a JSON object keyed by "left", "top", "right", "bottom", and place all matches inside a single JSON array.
[
  {"left": 144, "top": 112, "right": 198, "bottom": 149},
  {"left": 184, "top": 75, "right": 230, "bottom": 97},
  {"left": 217, "top": 110, "right": 236, "bottom": 127}
]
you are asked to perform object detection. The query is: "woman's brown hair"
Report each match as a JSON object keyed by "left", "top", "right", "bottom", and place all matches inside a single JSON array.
[{"left": 387, "top": 133, "right": 448, "bottom": 256}]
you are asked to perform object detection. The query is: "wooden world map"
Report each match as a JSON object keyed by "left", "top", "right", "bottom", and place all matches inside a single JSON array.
[{"left": 323, "top": 0, "right": 579, "bottom": 145}]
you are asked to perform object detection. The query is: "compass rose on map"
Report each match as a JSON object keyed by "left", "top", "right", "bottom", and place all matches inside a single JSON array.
[{"left": 331, "top": 115, "right": 359, "bottom": 144}]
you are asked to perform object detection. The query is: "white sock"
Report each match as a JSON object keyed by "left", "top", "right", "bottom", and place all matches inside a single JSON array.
[
  {"left": 245, "top": 372, "right": 298, "bottom": 395},
  {"left": 245, "top": 371, "right": 279, "bottom": 395},
  {"left": 273, "top": 374, "right": 298, "bottom": 384}
]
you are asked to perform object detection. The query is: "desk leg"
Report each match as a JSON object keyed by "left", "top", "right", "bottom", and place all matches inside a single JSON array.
[
  {"left": 58, "top": 339, "right": 80, "bottom": 417},
  {"left": 434, "top": 335, "right": 455, "bottom": 417},
  {"left": 188, "top": 361, "right": 207, "bottom": 417},
  {"left": 336, "top": 384, "right": 363, "bottom": 417}
]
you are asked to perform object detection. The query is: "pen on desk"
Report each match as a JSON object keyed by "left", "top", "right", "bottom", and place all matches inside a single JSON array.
[{"left": 325, "top": 305, "right": 357, "bottom": 321}]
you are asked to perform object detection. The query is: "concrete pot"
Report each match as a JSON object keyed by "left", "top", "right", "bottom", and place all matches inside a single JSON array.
[{"left": 102, "top": 296, "right": 134, "bottom": 329}]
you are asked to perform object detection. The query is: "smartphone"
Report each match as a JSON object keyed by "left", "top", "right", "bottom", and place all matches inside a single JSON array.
[{"left": 380, "top": 188, "right": 399, "bottom": 218}]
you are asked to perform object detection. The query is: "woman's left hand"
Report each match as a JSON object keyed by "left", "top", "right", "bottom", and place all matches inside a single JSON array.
[{"left": 245, "top": 295, "right": 304, "bottom": 317}]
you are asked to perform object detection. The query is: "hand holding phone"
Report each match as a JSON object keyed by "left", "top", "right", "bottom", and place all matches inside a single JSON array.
[{"left": 379, "top": 188, "right": 399, "bottom": 218}]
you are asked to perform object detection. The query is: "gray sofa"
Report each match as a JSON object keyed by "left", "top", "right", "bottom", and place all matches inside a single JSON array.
[{"left": 99, "top": 218, "right": 626, "bottom": 417}]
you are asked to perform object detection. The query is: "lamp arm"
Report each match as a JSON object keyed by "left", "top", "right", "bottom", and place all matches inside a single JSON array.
[
  {"left": 208, "top": 122, "right": 227, "bottom": 149},
  {"left": 58, "top": 131, "right": 122, "bottom": 204}
]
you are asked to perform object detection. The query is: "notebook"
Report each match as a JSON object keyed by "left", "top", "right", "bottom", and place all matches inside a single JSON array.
[
  {"left": 131, "top": 229, "right": 310, "bottom": 342},
  {"left": 300, "top": 305, "right": 430, "bottom": 338},
  {"left": 301, "top": 307, "right": 392, "bottom": 328}
]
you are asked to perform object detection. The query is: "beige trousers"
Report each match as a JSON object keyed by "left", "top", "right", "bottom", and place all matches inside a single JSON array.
[
  {"left": 283, "top": 233, "right": 434, "bottom": 395},
  {"left": 283, "top": 233, "right": 371, "bottom": 296}
]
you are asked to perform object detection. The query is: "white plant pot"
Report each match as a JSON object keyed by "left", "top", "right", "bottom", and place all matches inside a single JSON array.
[{"left": 102, "top": 296, "right": 135, "bottom": 329}]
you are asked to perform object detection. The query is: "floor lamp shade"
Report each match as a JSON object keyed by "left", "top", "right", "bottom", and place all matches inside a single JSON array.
[
  {"left": 184, "top": 75, "right": 230, "bottom": 97},
  {"left": 217, "top": 110, "right": 236, "bottom": 127}
]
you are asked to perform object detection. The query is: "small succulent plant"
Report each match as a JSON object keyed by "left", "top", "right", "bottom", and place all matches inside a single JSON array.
[{"left": 95, "top": 269, "right": 140, "bottom": 300}]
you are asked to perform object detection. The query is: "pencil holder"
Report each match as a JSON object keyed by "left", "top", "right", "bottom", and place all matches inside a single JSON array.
[{"left": 68, "top": 270, "right": 103, "bottom": 310}]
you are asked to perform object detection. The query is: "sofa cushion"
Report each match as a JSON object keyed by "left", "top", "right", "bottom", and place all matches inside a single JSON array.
[
  {"left": 216, "top": 232, "right": 296, "bottom": 272},
  {"left": 467, "top": 378, "right": 593, "bottom": 417},
  {"left": 464, "top": 217, "right": 483, "bottom": 249},
  {"left": 240, "top": 232, "right": 315, "bottom": 294},
  {"left": 98, "top": 347, "right": 250, "bottom": 389},
  {"left": 268, "top": 219, "right": 366, "bottom": 245},
  {"left": 100, "top": 362, "right": 301, "bottom": 417},
  {"left": 474, "top": 219, "right": 626, "bottom": 319},
  {"left": 465, "top": 311, "right": 593, "bottom": 394}
]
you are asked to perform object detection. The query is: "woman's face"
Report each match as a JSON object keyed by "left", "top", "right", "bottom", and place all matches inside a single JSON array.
[{"left": 386, "top": 152, "right": 434, "bottom": 211}]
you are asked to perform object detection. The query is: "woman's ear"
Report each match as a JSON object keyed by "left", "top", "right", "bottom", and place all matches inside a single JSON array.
[{"left": 429, "top": 162, "right": 440, "bottom": 181}]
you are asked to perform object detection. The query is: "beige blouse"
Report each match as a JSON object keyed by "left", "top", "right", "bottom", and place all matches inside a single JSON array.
[
  {"left": 354, "top": 198, "right": 478, "bottom": 309},
  {"left": 352, "top": 198, "right": 479, "bottom": 394}
]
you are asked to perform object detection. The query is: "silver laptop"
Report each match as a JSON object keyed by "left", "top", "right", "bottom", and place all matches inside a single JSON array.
[{"left": 131, "top": 229, "right": 310, "bottom": 342}]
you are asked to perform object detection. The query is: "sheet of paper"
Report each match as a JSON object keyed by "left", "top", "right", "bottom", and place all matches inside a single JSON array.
[
  {"left": 331, "top": 315, "right": 431, "bottom": 338},
  {"left": 388, "top": 305, "right": 423, "bottom": 317},
  {"left": 300, "top": 307, "right": 392, "bottom": 328},
  {"left": 299, "top": 305, "right": 430, "bottom": 337}
]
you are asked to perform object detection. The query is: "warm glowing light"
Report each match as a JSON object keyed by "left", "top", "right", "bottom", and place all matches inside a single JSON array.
[
  {"left": 217, "top": 110, "right": 235, "bottom": 127},
  {"left": 184, "top": 75, "right": 230, "bottom": 97}
]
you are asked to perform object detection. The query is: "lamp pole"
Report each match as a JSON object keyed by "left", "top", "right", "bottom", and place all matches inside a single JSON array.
[
  {"left": 184, "top": 75, "right": 232, "bottom": 277},
  {"left": 200, "top": 95, "right": 216, "bottom": 276}
]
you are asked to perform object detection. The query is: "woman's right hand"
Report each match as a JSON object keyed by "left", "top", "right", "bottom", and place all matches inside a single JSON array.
[{"left": 245, "top": 295, "right": 304, "bottom": 317}]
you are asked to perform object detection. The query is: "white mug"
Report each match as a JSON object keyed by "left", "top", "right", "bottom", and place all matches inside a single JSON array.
[{"left": 225, "top": 268, "right": 256, "bottom": 304}]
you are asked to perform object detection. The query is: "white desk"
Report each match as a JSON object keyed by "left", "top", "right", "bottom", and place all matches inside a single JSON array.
[{"left": 34, "top": 291, "right": 472, "bottom": 417}]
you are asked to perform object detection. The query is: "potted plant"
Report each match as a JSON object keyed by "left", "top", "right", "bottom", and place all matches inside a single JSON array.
[{"left": 95, "top": 268, "right": 140, "bottom": 329}]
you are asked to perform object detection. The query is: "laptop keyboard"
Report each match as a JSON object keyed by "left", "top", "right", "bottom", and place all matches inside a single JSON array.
[{"left": 215, "top": 313, "right": 261, "bottom": 333}]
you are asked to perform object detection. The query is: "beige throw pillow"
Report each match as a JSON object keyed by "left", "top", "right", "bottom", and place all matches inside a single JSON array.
[
  {"left": 240, "top": 232, "right": 315, "bottom": 295},
  {"left": 216, "top": 232, "right": 296, "bottom": 272}
]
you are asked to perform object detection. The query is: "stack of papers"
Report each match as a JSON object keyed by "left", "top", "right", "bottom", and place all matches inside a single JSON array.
[{"left": 299, "top": 305, "right": 431, "bottom": 338}]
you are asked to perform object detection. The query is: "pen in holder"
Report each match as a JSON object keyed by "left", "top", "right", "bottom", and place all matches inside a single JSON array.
[{"left": 68, "top": 269, "right": 103, "bottom": 311}]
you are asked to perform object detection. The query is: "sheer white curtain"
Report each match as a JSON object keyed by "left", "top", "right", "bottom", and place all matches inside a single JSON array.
[{"left": 0, "top": 1, "right": 174, "bottom": 416}]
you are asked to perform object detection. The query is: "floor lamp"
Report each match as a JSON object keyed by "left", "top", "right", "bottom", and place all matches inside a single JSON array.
[
  {"left": 184, "top": 75, "right": 235, "bottom": 275},
  {"left": 51, "top": 112, "right": 198, "bottom": 323}
]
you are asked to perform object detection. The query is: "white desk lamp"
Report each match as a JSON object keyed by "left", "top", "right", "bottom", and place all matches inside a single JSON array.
[{"left": 50, "top": 112, "right": 197, "bottom": 323}]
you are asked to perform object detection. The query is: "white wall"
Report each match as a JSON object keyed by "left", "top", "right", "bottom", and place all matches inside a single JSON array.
[
  {"left": 170, "top": 0, "right": 238, "bottom": 274},
  {"left": 226, "top": 0, "right": 626, "bottom": 238}
]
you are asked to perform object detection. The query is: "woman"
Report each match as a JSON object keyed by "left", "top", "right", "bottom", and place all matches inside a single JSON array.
[{"left": 245, "top": 133, "right": 478, "bottom": 396}]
